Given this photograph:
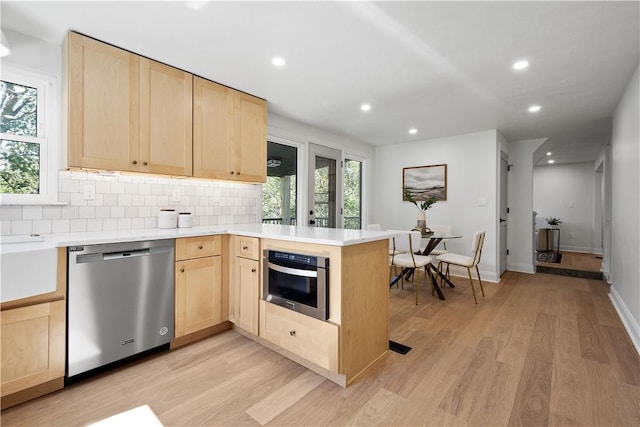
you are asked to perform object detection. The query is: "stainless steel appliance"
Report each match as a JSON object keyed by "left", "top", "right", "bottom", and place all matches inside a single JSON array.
[
  {"left": 67, "top": 239, "right": 174, "bottom": 378},
  {"left": 263, "top": 249, "right": 329, "bottom": 320}
]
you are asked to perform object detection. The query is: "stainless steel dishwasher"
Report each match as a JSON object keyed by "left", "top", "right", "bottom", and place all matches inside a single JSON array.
[{"left": 67, "top": 239, "right": 174, "bottom": 378}]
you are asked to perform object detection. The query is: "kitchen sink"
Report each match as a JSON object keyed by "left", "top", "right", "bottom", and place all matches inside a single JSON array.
[{"left": 1, "top": 235, "right": 58, "bottom": 303}]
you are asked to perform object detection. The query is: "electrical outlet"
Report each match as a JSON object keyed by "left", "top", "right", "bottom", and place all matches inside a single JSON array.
[
  {"left": 83, "top": 184, "right": 95, "bottom": 201},
  {"left": 172, "top": 189, "right": 181, "bottom": 202}
]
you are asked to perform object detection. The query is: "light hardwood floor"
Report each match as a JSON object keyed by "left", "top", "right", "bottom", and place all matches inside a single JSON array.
[
  {"left": 537, "top": 251, "right": 602, "bottom": 272},
  {"left": 2, "top": 271, "right": 639, "bottom": 426}
]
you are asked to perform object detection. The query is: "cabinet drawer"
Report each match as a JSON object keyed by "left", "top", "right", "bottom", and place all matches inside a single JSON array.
[
  {"left": 233, "top": 236, "right": 260, "bottom": 260},
  {"left": 260, "top": 301, "right": 338, "bottom": 372},
  {"left": 176, "top": 235, "right": 221, "bottom": 260}
]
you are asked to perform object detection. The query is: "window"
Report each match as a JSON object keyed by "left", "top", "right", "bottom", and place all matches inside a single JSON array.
[
  {"left": 262, "top": 141, "right": 298, "bottom": 225},
  {"left": 343, "top": 158, "right": 362, "bottom": 229},
  {"left": 0, "top": 64, "right": 58, "bottom": 204}
]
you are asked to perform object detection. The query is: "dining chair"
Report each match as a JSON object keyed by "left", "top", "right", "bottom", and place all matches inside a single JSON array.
[
  {"left": 388, "top": 230, "right": 434, "bottom": 305},
  {"left": 435, "top": 231, "right": 486, "bottom": 304}
]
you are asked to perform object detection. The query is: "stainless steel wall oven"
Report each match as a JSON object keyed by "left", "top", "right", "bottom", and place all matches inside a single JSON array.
[{"left": 263, "top": 249, "right": 329, "bottom": 320}]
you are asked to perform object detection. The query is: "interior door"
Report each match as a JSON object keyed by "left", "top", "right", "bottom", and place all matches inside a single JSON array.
[
  {"left": 308, "top": 143, "right": 342, "bottom": 228},
  {"left": 499, "top": 152, "right": 509, "bottom": 276}
]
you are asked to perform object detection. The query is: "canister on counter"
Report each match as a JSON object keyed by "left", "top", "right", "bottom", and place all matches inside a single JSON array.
[
  {"left": 157, "top": 209, "right": 177, "bottom": 229},
  {"left": 178, "top": 212, "right": 192, "bottom": 228}
]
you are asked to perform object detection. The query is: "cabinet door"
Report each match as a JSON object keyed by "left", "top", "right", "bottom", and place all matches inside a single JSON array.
[
  {"left": 193, "top": 77, "right": 234, "bottom": 180},
  {"left": 67, "top": 32, "right": 140, "bottom": 171},
  {"left": 231, "top": 92, "right": 267, "bottom": 182},
  {"left": 139, "top": 58, "right": 193, "bottom": 176},
  {"left": 175, "top": 256, "right": 222, "bottom": 337},
  {"left": 1, "top": 300, "right": 65, "bottom": 397},
  {"left": 234, "top": 257, "right": 259, "bottom": 335}
]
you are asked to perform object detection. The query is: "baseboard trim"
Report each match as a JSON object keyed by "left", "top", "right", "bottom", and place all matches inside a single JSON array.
[
  {"left": 1, "top": 377, "right": 64, "bottom": 410},
  {"left": 508, "top": 263, "right": 535, "bottom": 274},
  {"left": 609, "top": 285, "right": 640, "bottom": 356}
]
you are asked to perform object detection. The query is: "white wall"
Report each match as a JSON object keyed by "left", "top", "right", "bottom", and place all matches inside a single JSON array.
[
  {"left": 373, "top": 129, "right": 499, "bottom": 282},
  {"left": 506, "top": 138, "right": 546, "bottom": 274},
  {"left": 610, "top": 64, "right": 640, "bottom": 354},
  {"left": 533, "top": 162, "right": 598, "bottom": 253}
]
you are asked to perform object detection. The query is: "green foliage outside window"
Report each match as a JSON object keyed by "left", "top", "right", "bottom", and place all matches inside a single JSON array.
[{"left": 1, "top": 80, "right": 40, "bottom": 194}]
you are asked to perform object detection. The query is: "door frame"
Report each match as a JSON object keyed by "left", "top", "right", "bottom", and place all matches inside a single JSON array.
[{"left": 308, "top": 143, "right": 343, "bottom": 228}]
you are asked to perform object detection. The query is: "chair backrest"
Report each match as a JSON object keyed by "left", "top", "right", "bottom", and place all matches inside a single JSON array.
[
  {"left": 366, "top": 224, "right": 382, "bottom": 231},
  {"left": 471, "top": 231, "right": 486, "bottom": 266},
  {"left": 388, "top": 230, "right": 421, "bottom": 253}
]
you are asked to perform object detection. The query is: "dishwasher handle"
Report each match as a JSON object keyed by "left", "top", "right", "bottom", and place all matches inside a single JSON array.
[{"left": 102, "top": 248, "right": 150, "bottom": 261}]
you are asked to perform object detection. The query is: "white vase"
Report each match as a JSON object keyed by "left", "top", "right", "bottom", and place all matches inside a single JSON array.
[{"left": 416, "top": 211, "right": 426, "bottom": 234}]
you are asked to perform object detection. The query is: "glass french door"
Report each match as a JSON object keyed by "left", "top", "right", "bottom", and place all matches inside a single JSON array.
[
  {"left": 343, "top": 158, "right": 362, "bottom": 229},
  {"left": 308, "top": 143, "right": 342, "bottom": 228}
]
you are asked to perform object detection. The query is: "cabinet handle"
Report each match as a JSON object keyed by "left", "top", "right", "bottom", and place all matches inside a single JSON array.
[
  {"left": 251, "top": 267, "right": 256, "bottom": 273},
  {"left": 143, "top": 161, "right": 148, "bottom": 166},
  {"left": 198, "top": 245, "right": 203, "bottom": 250},
  {"left": 132, "top": 160, "right": 138, "bottom": 165},
  {"left": 242, "top": 245, "right": 248, "bottom": 250},
  {"left": 230, "top": 171, "right": 235, "bottom": 175},
  {"left": 289, "top": 330, "right": 296, "bottom": 336},
  {"left": 180, "top": 267, "right": 185, "bottom": 273}
]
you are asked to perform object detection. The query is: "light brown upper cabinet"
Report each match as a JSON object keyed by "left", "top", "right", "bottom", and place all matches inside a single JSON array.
[
  {"left": 67, "top": 32, "right": 140, "bottom": 171},
  {"left": 67, "top": 32, "right": 193, "bottom": 176},
  {"left": 139, "top": 58, "right": 192, "bottom": 176},
  {"left": 194, "top": 77, "right": 267, "bottom": 183}
]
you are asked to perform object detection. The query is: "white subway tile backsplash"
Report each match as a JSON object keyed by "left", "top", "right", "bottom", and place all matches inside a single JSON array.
[
  {"left": 102, "top": 218, "right": 117, "bottom": 231},
  {"left": 118, "top": 194, "right": 132, "bottom": 206},
  {"left": 0, "top": 206, "right": 23, "bottom": 221},
  {"left": 11, "top": 220, "right": 33, "bottom": 235},
  {"left": 111, "top": 207, "right": 125, "bottom": 218},
  {"left": 52, "top": 219, "right": 70, "bottom": 233},
  {"left": 117, "top": 218, "right": 131, "bottom": 229},
  {"left": 23, "top": 206, "right": 43, "bottom": 220},
  {"left": 79, "top": 206, "right": 96, "bottom": 219},
  {"left": 111, "top": 182, "right": 125, "bottom": 194},
  {"left": 60, "top": 178, "right": 80, "bottom": 193},
  {"left": 87, "top": 219, "right": 103, "bottom": 232},
  {"left": 70, "top": 219, "right": 87, "bottom": 232},
  {"left": 2, "top": 171, "right": 261, "bottom": 235},
  {"left": 62, "top": 206, "right": 79, "bottom": 219},
  {"left": 96, "top": 207, "right": 111, "bottom": 219},
  {"left": 33, "top": 220, "right": 53, "bottom": 234}
]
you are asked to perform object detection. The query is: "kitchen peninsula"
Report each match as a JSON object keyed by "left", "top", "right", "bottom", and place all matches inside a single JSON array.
[{"left": 1, "top": 224, "right": 394, "bottom": 408}]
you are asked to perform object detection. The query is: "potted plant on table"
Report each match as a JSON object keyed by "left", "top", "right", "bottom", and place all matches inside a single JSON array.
[
  {"left": 403, "top": 187, "right": 437, "bottom": 235},
  {"left": 546, "top": 217, "right": 562, "bottom": 228}
]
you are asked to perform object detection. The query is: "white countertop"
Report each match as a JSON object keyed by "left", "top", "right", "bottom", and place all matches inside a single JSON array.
[{"left": 1, "top": 223, "right": 396, "bottom": 249}]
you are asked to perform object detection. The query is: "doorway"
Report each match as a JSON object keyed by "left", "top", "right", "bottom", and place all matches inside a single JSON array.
[
  {"left": 308, "top": 143, "right": 343, "bottom": 228},
  {"left": 499, "top": 152, "right": 508, "bottom": 276}
]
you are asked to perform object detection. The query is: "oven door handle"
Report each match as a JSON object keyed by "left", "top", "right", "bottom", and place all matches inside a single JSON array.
[{"left": 267, "top": 262, "right": 318, "bottom": 278}]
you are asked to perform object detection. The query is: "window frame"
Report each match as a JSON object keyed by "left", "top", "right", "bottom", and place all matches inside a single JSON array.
[{"left": 0, "top": 63, "right": 59, "bottom": 205}]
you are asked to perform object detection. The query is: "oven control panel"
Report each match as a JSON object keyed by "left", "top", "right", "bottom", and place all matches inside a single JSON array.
[{"left": 267, "top": 250, "right": 328, "bottom": 268}]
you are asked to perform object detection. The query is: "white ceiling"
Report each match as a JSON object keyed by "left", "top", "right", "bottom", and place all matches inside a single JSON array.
[{"left": 2, "top": 1, "right": 639, "bottom": 165}]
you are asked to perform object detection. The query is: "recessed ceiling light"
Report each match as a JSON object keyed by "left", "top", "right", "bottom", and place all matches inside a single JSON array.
[
  {"left": 529, "top": 105, "right": 541, "bottom": 113},
  {"left": 271, "top": 57, "right": 286, "bottom": 67},
  {"left": 548, "top": 160, "right": 555, "bottom": 164},
  {"left": 513, "top": 60, "right": 529, "bottom": 70},
  {"left": 546, "top": 152, "right": 552, "bottom": 156},
  {"left": 360, "top": 104, "right": 371, "bottom": 111},
  {"left": 408, "top": 128, "right": 417, "bottom": 135}
]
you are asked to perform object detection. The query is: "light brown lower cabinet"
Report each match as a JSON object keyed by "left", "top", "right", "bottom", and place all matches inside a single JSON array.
[
  {"left": 228, "top": 235, "right": 260, "bottom": 336},
  {"left": 259, "top": 301, "right": 338, "bottom": 372},
  {"left": 174, "top": 236, "right": 226, "bottom": 342},
  {"left": 1, "top": 300, "right": 66, "bottom": 409}
]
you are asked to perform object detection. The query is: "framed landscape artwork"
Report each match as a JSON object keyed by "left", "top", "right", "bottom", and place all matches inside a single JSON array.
[{"left": 403, "top": 164, "right": 447, "bottom": 201}]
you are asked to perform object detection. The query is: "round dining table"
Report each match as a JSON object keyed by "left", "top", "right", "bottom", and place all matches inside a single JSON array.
[{"left": 389, "top": 230, "right": 462, "bottom": 301}]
